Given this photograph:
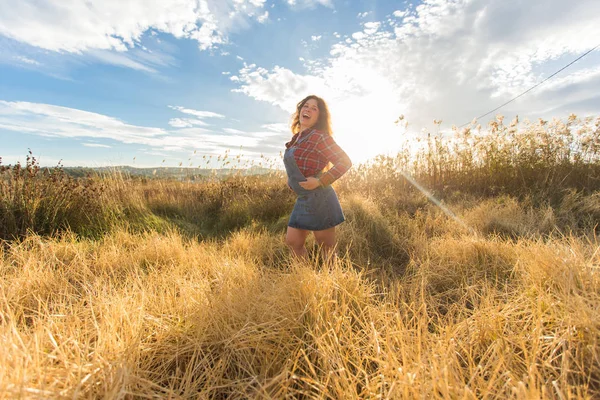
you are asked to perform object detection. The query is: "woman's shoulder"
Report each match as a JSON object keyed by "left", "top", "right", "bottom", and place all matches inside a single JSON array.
[
  {"left": 285, "top": 132, "right": 299, "bottom": 148},
  {"left": 311, "top": 129, "right": 332, "bottom": 138}
]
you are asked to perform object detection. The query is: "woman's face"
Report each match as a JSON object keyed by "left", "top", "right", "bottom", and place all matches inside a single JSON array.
[{"left": 300, "top": 98, "right": 320, "bottom": 129}]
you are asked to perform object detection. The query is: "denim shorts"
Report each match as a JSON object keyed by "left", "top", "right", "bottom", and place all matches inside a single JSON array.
[{"left": 288, "top": 185, "right": 345, "bottom": 231}]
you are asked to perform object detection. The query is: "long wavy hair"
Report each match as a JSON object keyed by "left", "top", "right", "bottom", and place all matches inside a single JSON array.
[{"left": 291, "top": 95, "right": 333, "bottom": 136}]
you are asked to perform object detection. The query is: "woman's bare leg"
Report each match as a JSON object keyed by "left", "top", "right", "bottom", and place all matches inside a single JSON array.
[
  {"left": 313, "top": 226, "right": 337, "bottom": 264},
  {"left": 285, "top": 226, "right": 309, "bottom": 259}
]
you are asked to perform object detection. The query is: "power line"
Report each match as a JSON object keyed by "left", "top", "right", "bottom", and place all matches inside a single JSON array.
[{"left": 459, "top": 44, "right": 600, "bottom": 128}]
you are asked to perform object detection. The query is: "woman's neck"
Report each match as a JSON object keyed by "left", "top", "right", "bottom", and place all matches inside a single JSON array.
[{"left": 299, "top": 124, "right": 312, "bottom": 134}]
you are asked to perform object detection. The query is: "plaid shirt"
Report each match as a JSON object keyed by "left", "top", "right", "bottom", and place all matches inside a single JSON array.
[{"left": 285, "top": 129, "right": 352, "bottom": 186}]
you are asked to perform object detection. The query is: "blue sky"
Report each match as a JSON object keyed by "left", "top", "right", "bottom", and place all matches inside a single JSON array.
[{"left": 1, "top": 0, "right": 599, "bottom": 168}]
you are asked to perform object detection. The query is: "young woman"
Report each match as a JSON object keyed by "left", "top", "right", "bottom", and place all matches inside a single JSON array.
[{"left": 283, "top": 95, "right": 352, "bottom": 261}]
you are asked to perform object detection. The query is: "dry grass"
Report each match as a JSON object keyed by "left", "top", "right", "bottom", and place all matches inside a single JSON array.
[
  {"left": 1, "top": 201, "right": 599, "bottom": 398},
  {"left": 1, "top": 114, "right": 600, "bottom": 398}
]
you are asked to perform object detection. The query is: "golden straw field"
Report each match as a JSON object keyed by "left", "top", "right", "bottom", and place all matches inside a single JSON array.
[{"left": 1, "top": 116, "right": 599, "bottom": 399}]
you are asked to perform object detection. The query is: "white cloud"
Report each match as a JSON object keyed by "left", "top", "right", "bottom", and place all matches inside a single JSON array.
[
  {"left": 363, "top": 22, "right": 380, "bottom": 35},
  {"left": 13, "top": 55, "right": 40, "bottom": 65},
  {"left": 0, "top": 100, "right": 284, "bottom": 161},
  {"left": 83, "top": 143, "right": 112, "bottom": 148},
  {"left": 129, "top": 46, "right": 178, "bottom": 68},
  {"left": 0, "top": 0, "right": 270, "bottom": 55},
  {"left": 262, "top": 123, "right": 289, "bottom": 132},
  {"left": 311, "top": 35, "right": 322, "bottom": 41},
  {"left": 167, "top": 105, "right": 226, "bottom": 128},
  {"left": 233, "top": 63, "right": 329, "bottom": 111},
  {"left": 351, "top": 32, "right": 366, "bottom": 40},
  {"left": 536, "top": 67, "right": 600, "bottom": 93},
  {"left": 286, "top": 0, "right": 333, "bottom": 8},
  {"left": 232, "top": 0, "right": 600, "bottom": 162},
  {"left": 87, "top": 50, "right": 158, "bottom": 73},
  {"left": 168, "top": 118, "right": 210, "bottom": 128},
  {"left": 1, "top": 34, "right": 180, "bottom": 77},
  {"left": 223, "top": 128, "right": 246, "bottom": 134},
  {"left": 257, "top": 11, "right": 269, "bottom": 24},
  {"left": 168, "top": 105, "right": 225, "bottom": 119},
  {"left": 0, "top": 100, "right": 169, "bottom": 143}
]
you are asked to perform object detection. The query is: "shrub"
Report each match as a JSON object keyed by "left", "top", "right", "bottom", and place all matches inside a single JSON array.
[{"left": 0, "top": 152, "right": 113, "bottom": 240}]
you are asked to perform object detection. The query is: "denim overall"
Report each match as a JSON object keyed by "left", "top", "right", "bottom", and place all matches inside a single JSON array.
[{"left": 283, "top": 130, "right": 345, "bottom": 231}]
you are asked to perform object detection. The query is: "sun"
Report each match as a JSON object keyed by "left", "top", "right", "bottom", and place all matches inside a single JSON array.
[{"left": 329, "top": 95, "right": 408, "bottom": 165}]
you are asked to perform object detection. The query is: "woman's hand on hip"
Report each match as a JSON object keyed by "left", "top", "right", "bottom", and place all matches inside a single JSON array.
[{"left": 299, "top": 177, "right": 321, "bottom": 190}]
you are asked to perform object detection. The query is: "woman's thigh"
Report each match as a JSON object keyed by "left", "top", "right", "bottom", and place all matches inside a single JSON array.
[
  {"left": 285, "top": 226, "right": 309, "bottom": 247},
  {"left": 313, "top": 226, "right": 336, "bottom": 247}
]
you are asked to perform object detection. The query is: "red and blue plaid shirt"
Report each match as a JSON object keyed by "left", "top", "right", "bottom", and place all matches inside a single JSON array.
[{"left": 285, "top": 129, "right": 352, "bottom": 186}]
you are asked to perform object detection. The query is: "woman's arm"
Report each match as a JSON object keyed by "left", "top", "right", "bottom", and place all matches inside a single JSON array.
[{"left": 315, "top": 135, "right": 352, "bottom": 186}]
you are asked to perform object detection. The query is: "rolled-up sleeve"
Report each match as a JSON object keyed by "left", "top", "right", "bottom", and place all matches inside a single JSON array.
[{"left": 315, "top": 134, "right": 352, "bottom": 186}]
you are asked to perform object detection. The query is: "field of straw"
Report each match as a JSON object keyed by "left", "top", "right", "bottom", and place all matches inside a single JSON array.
[{"left": 1, "top": 115, "right": 599, "bottom": 399}]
